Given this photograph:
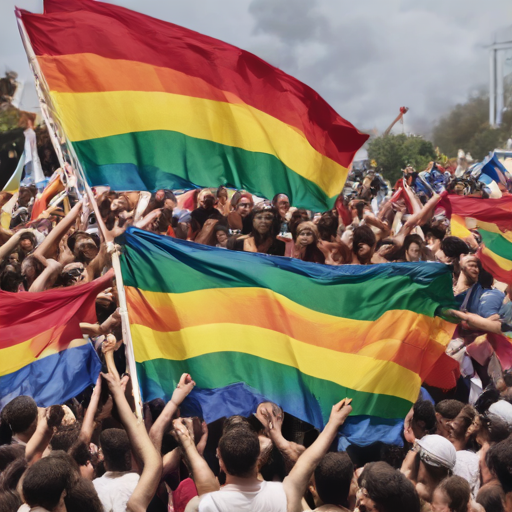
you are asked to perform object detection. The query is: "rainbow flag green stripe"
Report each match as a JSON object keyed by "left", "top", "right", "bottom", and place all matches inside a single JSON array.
[
  {"left": 20, "top": 1, "right": 368, "bottom": 210},
  {"left": 119, "top": 228, "right": 456, "bottom": 431},
  {"left": 73, "top": 130, "right": 333, "bottom": 212},
  {"left": 479, "top": 228, "right": 512, "bottom": 261}
]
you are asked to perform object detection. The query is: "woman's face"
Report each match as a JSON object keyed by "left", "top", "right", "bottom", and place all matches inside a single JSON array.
[
  {"left": 216, "top": 231, "right": 228, "bottom": 244},
  {"left": 20, "top": 238, "right": 33, "bottom": 252},
  {"left": 297, "top": 228, "right": 315, "bottom": 247},
  {"left": 75, "top": 237, "right": 99, "bottom": 261},
  {"left": 276, "top": 195, "right": 290, "bottom": 219},
  {"left": 236, "top": 198, "right": 253, "bottom": 218},
  {"left": 431, "top": 488, "right": 451, "bottom": 512},
  {"left": 21, "top": 259, "right": 36, "bottom": 279},
  {"left": 253, "top": 212, "right": 274, "bottom": 236},
  {"left": 406, "top": 242, "right": 421, "bottom": 262},
  {"left": 218, "top": 189, "right": 228, "bottom": 203},
  {"left": 8, "top": 253, "right": 19, "bottom": 264}
]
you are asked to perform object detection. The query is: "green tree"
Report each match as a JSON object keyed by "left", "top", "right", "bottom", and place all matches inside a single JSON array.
[
  {"left": 367, "top": 134, "right": 436, "bottom": 184},
  {"left": 432, "top": 86, "right": 512, "bottom": 160}
]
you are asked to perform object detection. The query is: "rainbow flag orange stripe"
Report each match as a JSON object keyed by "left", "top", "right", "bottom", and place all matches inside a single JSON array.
[
  {"left": 120, "top": 227, "right": 456, "bottom": 444},
  {"left": 18, "top": 0, "right": 368, "bottom": 210}
]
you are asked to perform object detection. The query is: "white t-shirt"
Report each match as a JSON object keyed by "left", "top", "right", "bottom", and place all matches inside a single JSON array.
[
  {"left": 195, "top": 480, "right": 287, "bottom": 512},
  {"left": 93, "top": 471, "right": 140, "bottom": 512},
  {"left": 453, "top": 450, "right": 480, "bottom": 497}
]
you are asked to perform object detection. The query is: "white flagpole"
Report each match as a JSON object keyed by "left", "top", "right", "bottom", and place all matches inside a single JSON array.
[{"left": 16, "top": 12, "right": 144, "bottom": 420}]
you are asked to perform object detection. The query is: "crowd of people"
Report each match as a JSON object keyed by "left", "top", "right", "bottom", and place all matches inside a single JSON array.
[{"left": 1, "top": 157, "right": 512, "bottom": 512}]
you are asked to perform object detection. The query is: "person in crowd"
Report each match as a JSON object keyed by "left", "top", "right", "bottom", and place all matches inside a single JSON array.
[
  {"left": 404, "top": 399, "right": 437, "bottom": 443},
  {"left": 272, "top": 193, "right": 291, "bottom": 233},
  {"left": 436, "top": 400, "right": 465, "bottom": 439},
  {"left": 292, "top": 221, "right": 325, "bottom": 264},
  {"left": 191, "top": 189, "right": 223, "bottom": 230},
  {"left": 486, "top": 436, "right": 512, "bottom": 511},
  {"left": 233, "top": 202, "right": 285, "bottom": 255},
  {"left": 431, "top": 475, "right": 472, "bottom": 512}
]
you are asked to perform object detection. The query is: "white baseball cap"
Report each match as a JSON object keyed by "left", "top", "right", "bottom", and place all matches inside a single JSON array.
[{"left": 416, "top": 434, "right": 457, "bottom": 470}]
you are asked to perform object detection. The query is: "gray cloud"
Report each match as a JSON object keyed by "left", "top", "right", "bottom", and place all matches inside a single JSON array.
[{"left": 1, "top": 0, "right": 511, "bottom": 135}]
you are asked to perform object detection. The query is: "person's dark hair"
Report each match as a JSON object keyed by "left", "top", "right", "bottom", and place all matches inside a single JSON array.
[
  {"left": 480, "top": 413, "right": 510, "bottom": 444},
  {"left": 353, "top": 225, "right": 376, "bottom": 250},
  {"left": 0, "top": 444, "right": 24, "bottom": 472},
  {"left": 0, "top": 396, "right": 38, "bottom": 444},
  {"left": 99, "top": 428, "right": 131, "bottom": 472},
  {"left": 65, "top": 478, "right": 104, "bottom": 512},
  {"left": 413, "top": 400, "right": 436, "bottom": 432},
  {"left": 0, "top": 262, "right": 23, "bottom": 292},
  {"left": 23, "top": 455, "right": 75, "bottom": 510},
  {"left": 435, "top": 400, "right": 465, "bottom": 420},
  {"left": 479, "top": 267, "right": 494, "bottom": 289},
  {"left": 222, "top": 415, "right": 253, "bottom": 434},
  {"left": 358, "top": 461, "right": 420, "bottom": 512},
  {"left": 441, "top": 236, "right": 470, "bottom": 258},
  {"left": 68, "top": 441, "right": 92, "bottom": 468},
  {"left": 214, "top": 224, "right": 229, "bottom": 235},
  {"left": 476, "top": 484, "right": 505, "bottom": 512},
  {"left": 157, "top": 208, "right": 174, "bottom": 233},
  {"left": 50, "top": 423, "right": 81, "bottom": 452},
  {"left": 426, "top": 226, "right": 446, "bottom": 242},
  {"left": 218, "top": 426, "right": 260, "bottom": 477},
  {"left": 487, "top": 437, "right": 512, "bottom": 493},
  {"left": 67, "top": 231, "right": 101, "bottom": 254},
  {"left": 457, "top": 405, "right": 477, "bottom": 434},
  {"left": 0, "top": 490, "right": 22, "bottom": 512},
  {"left": 0, "top": 457, "right": 28, "bottom": 492},
  {"left": 437, "top": 476, "right": 471, "bottom": 512},
  {"left": 314, "top": 452, "right": 353, "bottom": 508},
  {"left": 317, "top": 212, "right": 338, "bottom": 241},
  {"left": 288, "top": 209, "right": 310, "bottom": 239}
]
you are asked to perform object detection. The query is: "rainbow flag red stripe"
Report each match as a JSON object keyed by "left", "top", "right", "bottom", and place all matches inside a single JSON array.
[{"left": 18, "top": 0, "right": 368, "bottom": 210}]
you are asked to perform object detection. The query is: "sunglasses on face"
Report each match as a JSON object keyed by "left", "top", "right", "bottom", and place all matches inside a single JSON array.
[{"left": 66, "top": 267, "right": 85, "bottom": 278}]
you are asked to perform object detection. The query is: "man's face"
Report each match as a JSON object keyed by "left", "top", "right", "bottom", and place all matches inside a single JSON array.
[
  {"left": 276, "top": 195, "right": 290, "bottom": 219},
  {"left": 461, "top": 256, "right": 479, "bottom": 283},
  {"left": 236, "top": 198, "right": 253, "bottom": 218},
  {"left": 253, "top": 212, "right": 274, "bottom": 236},
  {"left": 297, "top": 228, "right": 315, "bottom": 247},
  {"left": 155, "top": 190, "right": 165, "bottom": 202},
  {"left": 406, "top": 242, "right": 421, "bottom": 262}
]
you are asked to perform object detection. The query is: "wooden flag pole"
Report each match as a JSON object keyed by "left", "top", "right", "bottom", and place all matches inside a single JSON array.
[{"left": 16, "top": 12, "right": 144, "bottom": 420}]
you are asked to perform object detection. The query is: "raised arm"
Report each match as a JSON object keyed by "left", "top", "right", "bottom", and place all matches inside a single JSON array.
[
  {"left": 101, "top": 371, "right": 162, "bottom": 512},
  {"left": 28, "top": 257, "right": 62, "bottom": 292},
  {"left": 34, "top": 201, "right": 82, "bottom": 259},
  {"left": 172, "top": 418, "right": 220, "bottom": 496},
  {"left": 25, "top": 406, "right": 65, "bottom": 465},
  {"left": 79, "top": 376, "right": 103, "bottom": 445},
  {"left": 0, "top": 228, "right": 31, "bottom": 262},
  {"left": 149, "top": 373, "right": 195, "bottom": 452},
  {"left": 283, "top": 399, "right": 353, "bottom": 512}
]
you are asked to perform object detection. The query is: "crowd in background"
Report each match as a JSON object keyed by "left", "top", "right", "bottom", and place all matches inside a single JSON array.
[{"left": 1, "top": 158, "right": 512, "bottom": 512}]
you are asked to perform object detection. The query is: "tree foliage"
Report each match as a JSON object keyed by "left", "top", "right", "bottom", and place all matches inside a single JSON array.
[
  {"left": 432, "top": 87, "right": 512, "bottom": 160},
  {"left": 367, "top": 134, "right": 436, "bottom": 184}
]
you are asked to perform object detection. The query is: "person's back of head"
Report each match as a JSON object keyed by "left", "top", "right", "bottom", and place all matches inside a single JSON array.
[
  {"left": 50, "top": 423, "right": 81, "bottom": 452},
  {"left": 413, "top": 400, "right": 437, "bottom": 437},
  {"left": 65, "top": 478, "right": 103, "bottom": 512},
  {"left": 477, "top": 483, "right": 505, "bottom": 512},
  {"left": 314, "top": 452, "right": 354, "bottom": 508},
  {"left": 487, "top": 436, "right": 512, "bottom": 494},
  {"left": 99, "top": 428, "right": 132, "bottom": 472},
  {"left": 441, "top": 236, "right": 470, "bottom": 259},
  {"left": 0, "top": 490, "right": 21, "bottom": 512},
  {"left": 358, "top": 461, "right": 420, "bottom": 512},
  {"left": 0, "top": 457, "right": 28, "bottom": 492},
  {"left": 434, "top": 476, "right": 471, "bottom": 512},
  {"left": 23, "top": 456, "right": 73, "bottom": 511},
  {"left": 218, "top": 426, "right": 260, "bottom": 478},
  {"left": 0, "top": 445, "right": 24, "bottom": 472},
  {"left": 436, "top": 400, "right": 465, "bottom": 419},
  {"left": 0, "top": 396, "right": 38, "bottom": 444}
]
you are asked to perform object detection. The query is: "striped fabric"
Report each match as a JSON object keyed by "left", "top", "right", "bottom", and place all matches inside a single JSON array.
[{"left": 19, "top": 0, "right": 368, "bottom": 210}]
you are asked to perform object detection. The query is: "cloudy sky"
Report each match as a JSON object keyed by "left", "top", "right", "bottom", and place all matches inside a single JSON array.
[{"left": 1, "top": 0, "right": 511, "bottom": 136}]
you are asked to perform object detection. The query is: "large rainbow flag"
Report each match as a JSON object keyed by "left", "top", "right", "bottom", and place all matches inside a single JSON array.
[
  {"left": 18, "top": 0, "right": 368, "bottom": 211},
  {"left": 120, "top": 227, "right": 456, "bottom": 445},
  {"left": 443, "top": 195, "right": 512, "bottom": 284},
  {"left": 0, "top": 273, "right": 111, "bottom": 408}
]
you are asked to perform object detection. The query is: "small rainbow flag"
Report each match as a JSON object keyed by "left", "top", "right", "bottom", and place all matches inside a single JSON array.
[
  {"left": 120, "top": 227, "right": 456, "bottom": 445},
  {"left": 0, "top": 273, "right": 111, "bottom": 407},
  {"left": 442, "top": 194, "right": 512, "bottom": 284},
  {"left": 18, "top": 0, "right": 368, "bottom": 211}
]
